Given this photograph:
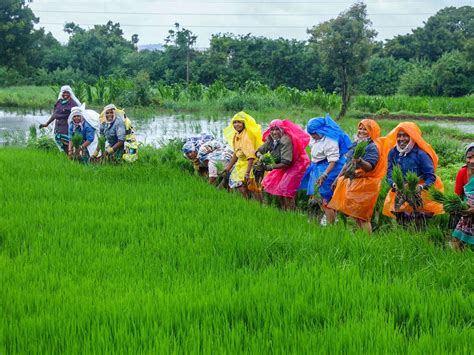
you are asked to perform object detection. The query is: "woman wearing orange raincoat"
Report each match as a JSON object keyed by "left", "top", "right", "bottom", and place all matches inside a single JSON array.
[
  {"left": 382, "top": 122, "right": 444, "bottom": 222},
  {"left": 328, "top": 119, "right": 388, "bottom": 234},
  {"left": 223, "top": 111, "right": 263, "bottom": 200}
]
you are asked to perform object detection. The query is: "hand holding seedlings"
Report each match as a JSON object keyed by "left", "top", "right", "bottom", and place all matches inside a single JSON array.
[
  {"left": 344, "top": 141, "right": 369, "bottom": 180},
  {"left": 429, "top": 187, "right": 469, "bottom": 215}
]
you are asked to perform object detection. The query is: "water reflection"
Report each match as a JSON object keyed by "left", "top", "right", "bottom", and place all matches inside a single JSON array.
[
  {"left": 0, "top": 109, "right": 231, "bottom": 146},
  {"left": 2, "top": 109, "right": 474, "bottom": 147}
]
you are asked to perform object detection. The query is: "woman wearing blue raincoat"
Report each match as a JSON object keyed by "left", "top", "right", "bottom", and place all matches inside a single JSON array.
[{"left": 299, "top": 114, "right": 352, "bottom": 224}]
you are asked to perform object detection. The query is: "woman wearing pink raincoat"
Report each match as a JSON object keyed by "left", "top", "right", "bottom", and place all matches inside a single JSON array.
[{"left": 257, "top": 119, "right": 310, "bottom": 210}]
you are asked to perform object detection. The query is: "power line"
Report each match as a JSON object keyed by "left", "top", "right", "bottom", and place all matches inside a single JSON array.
[
  {"left": 34, "top": 10, "right": 436, "bottom": 16},
  {"left": 38, "top": 22, "right": 422, "bottom": 28},
  {"left": 29, "top": 0, "right": 466, "bottom": 3}
]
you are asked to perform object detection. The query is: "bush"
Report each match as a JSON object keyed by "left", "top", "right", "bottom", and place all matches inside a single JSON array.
[
  {"left": 220, "top": 94, "right": 281, "bottom": 112},
  {"left": 398, "top": 63, "right": 434, "bottom": 96},
  {"left": 359, "top": 56, "right": 409, "bottom": 96},
  {"left": 431, "top": 51, "right": 473, "bottom": 97},
  {"left": 34, "top": 67, "right": 96, "bottom": 86},
  {"left": 0, "top": 66, "right": 27, "bottom": 86}
]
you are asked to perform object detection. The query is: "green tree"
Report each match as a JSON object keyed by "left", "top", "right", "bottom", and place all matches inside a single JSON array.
[
  {"left": 359, "top": 56, "right": 409, "bottom": 95},
  {"left": 398, "top": 62, "right": 434, "bottom": 96},
  {"left": 66, "top": 21, "right": 135, "bottom": 77},
  {"left": 0, "top": 0, "right": 40, "bottom": 69},
  {"left": 384, "top": 6, "right": 474, "bottom": 62},
  {"left": 308, "top": 2, "right": 376, "bottom": 118},
  {"left": 164, "top": 23, "right": 198, "bottom": 83},
  {"left": 431, "top": 50, "right": 473, "bottom": 97}
]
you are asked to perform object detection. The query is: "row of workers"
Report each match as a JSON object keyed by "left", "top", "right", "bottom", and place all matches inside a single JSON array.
[
  {"left": 39, "top": 86, "right": 138, "bottom": 162},
  {"left": 182, "top": 112, "right": 473, "bottom": 249}
]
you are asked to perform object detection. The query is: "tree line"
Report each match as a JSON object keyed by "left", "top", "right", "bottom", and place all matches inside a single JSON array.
[{"left": 1, "top": 1, "right": 473, "bottom": 113}]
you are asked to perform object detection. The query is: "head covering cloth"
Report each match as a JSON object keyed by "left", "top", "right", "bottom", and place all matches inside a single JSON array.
[
  {"left": 385, "top": 122, "right": 439, "bottom": 170},
  {"left": 306, "top": 114, "right": 352, "bottom": 156},
  {"left": 465, "top": 143, "right": 474, "bottom": 157},
  {"left": 263, "top": 119, "right": 310, "bottom": 161},
  {"left": 182, "top": 133, "right": 214, "bottom": 157},
  {"left": 58, "top": 85, "right": 81, "bottom": 106},
  {"left": 383, "top": 121, "right": 445, "bottom": 218},
  {"left": 223, "top": 111, "right": 263, "bottom": 149},
  {"left": 261, "top": 119, "right": 310, "bottom": 198}
]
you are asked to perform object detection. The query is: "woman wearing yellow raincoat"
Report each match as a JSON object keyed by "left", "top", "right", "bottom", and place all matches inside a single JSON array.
[
  {"left": 328, "top": 119, "right": 389, "bottom": 234},
  {"left": 223, "top": 111, "right": 263, "bottom": 200},
  {"left": 382, "top": 122, "right": 444, "bottom": 222}
]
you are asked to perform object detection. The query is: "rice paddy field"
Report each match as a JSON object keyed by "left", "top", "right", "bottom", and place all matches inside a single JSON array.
[
  {"left": 1, "top": 147, "right": 473, "bottom": 353},
  {"left": 0, "top": 85, "right": 473, "bottom": 119}
]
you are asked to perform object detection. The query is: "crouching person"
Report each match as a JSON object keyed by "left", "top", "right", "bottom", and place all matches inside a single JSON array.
[
  {"left": 182, "top": 134, "right": 215, "bottom": 176},
  {"left": 96, "top": 104, "right": 139, "bottom": 162},
  {"left": 67, "top": 105, "right": 100, "bottom": 163},
  {"left": 197, "top": 140, "right": 234, "bottom": 185}
]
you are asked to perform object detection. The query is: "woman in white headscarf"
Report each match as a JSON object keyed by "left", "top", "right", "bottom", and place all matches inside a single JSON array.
[
  {"left": 67, "top": 104, "right": 100, "bottom": 162},
  {"left": 40, "top": 85, "right": 81, "bottom": 153}
]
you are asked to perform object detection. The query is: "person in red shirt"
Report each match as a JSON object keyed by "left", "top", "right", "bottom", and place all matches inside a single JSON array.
[{"left": 452, "top": 143, "right": 474, "bottom": 250}]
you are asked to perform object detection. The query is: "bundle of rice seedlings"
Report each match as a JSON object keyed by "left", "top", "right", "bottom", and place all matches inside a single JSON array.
[
  {"left": 392, "top": 165, "right": 423, "bottom": 211},
  {"left": 98, "top": 135, "right": 106, "bottom": 153},
  {"left": 308, "top": 186, "right": 323, "bottom": 208},
  {"left": 429, "top": 187, "right": 469, "bottom": 215},
  {"left": 260, "top": 152, "right": 275, "bottom": 167},
  {"left": 404, "top": 171, "right": 423, "bottom": 211},
  {"left": 344, "top": 141, "right": 369, "bottom": 180},
  {"left": 29, "top": 125, "right": 37, "bottom": 142},
  {"left": 214, "top": 161, "right": 225, "bottom": 173},
  {"left": 392, "top": 165, "right": 407, "bottom": 211},
  {"left": 392, "top": 165, "right": 405, "bottom": 190},
  {"left": 71, "top": 132, "right": 83, "bottom": 149}
]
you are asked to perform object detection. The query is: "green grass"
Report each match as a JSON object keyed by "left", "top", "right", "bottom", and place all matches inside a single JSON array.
[
  {"left": 1, "top": 148, "right": 473, "bottom": 353},
  {"left": 1, "top": 85, "right": 473, "bottom": 117}
]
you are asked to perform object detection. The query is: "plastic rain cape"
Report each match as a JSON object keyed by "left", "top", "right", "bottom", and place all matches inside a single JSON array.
[{"left": 382, "top": 121, "right": 444, "bottom": 217}]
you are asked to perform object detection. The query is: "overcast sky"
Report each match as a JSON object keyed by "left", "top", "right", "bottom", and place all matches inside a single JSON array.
[{"left": 30, "top": 0, "right": 473, "bottom": 47}]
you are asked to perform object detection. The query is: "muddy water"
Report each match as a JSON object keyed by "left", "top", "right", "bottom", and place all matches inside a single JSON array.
[
  {"left": 0, "top": 109, "right": 230, "bottom": 146},
  {"left": 1, "top": 109, "right": 474, "bottom": 147}
]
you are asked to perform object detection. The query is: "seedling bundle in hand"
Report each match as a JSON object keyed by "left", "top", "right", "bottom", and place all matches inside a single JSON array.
[
  {"left": 260, "top": 152, "right": 275, "bottom": 167},
  {"left": 253, "top": 152, "right": 275, "bottom": 187},
  {"left": 71, "top": 132, "right": 83, "bottom": 160},
  {"left": 344, "top": 141, "right": 369, "bottom": 180},
  {"left": 392, "top": 165, "right": 423, "bottom": 211},
  {"left": 71, "top": 132, "right": 83, "bottom": 149},
  {"left": 429, "top": 188, "right": 469, "bottom": 215}
]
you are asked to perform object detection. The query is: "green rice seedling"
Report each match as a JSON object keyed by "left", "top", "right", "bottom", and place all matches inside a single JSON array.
[
  {"left": 429, "top": 187, "right": 469, "bottom": 215},
  {"left": 344, "top": 141, "right": 369, "bottom": 180},
  {"left": 260, "top": 152, "right": 275, "bottom": 167},
  {"left": 1, "top": 148, "right": 474, "bottom": 353},
  {"left": 98, "top": 135, "right": 106, "bottom": 153},
  {"left": 27, "top": 125, "right": 37, "bottom": 147},
  {"left": 214, "top": 161, "right": 225, "bottom": 173},
  {"left": 392, "top": 165, "right": 405, "bottom": 189},
  {"left": 34, "top": 135, "right": 57, "bottom": 151},
  {"left": 392, "top": 165, "right": 407, "bottom": 210},
  {"left": 253, "top": 152, "right": 275, "bottom": 187},
  {"left": 404, "top": 171, "right": 423, "bottom": 211},
  {"left": 71, "top": 132, "right": 83, "bottom": 149}
]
